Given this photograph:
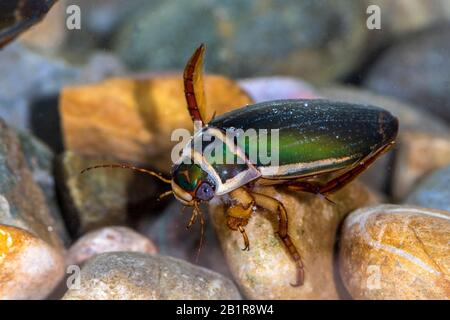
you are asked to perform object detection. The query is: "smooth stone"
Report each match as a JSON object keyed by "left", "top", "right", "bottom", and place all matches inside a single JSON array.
[
  {"left": 114, "top": 0, "right": 368, "bottom": 83},
  {"left": 62, "top": 252, "right": 241, "bottom": 300},
  {"left": 319, "top": 85, "right": 450, "bottom": 197},
  {"left": 364, "top": 23, "right": 450, "bottom": 123},
  {"left": 363, "top": 0, "right": 450, "bottom": 37},
  {"left": 209, "top": 181, "right": 380, "bottom": 299},
  {"left": 339, "top": 205, "right": 450, "bottom": 300},
  {"left": 405, "top": 165, "right": 450, "bottom": 212},
  {"left": 393, "top": 131, "right": 450, "bottom": 200},
  {"left": 138, "top": 200, "right": 233, "bottom": 279},
  {"left": 66, "top": 226, "right": 158, "bottom": 266},
  {"left": 17, "top": 131, "right": 70, "bottom": 245},
  {"left": 0, "top": 119, "right": 63, "bottom": 249},
  {"left": 238, "top": 77, "right": 318, "bottom": 103},
  {"left": 0, "top": 224, "right": 65, "bottom": 299},
  {"left": 62, "top": 0, "right": 152, "bottom": 56},
  {"left": 59, "top": 74, "right": 252, "bottom": 173},
  {"left": 55, "top": 151, "right": 165, "bottom": 237},
  {"left": 0, "top": 44, "right": 78, "bottom": 131}
]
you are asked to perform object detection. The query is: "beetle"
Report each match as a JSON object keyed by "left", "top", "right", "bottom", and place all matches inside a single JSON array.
[{"left": 82, "top": 44, "right": 398, "bottom": 286}]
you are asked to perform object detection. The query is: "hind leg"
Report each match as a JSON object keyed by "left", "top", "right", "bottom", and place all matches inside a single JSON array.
[{"left": 250, "top": 191, "right": 304, "bottom": 286}]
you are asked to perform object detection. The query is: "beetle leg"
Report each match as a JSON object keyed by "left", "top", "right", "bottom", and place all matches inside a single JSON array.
[
  {"left": 186, "top": 209, "right": 198, "bottom": 229},
  {"left": 238, "top": 225, "right": 250, "bottom": 251},
  {"left": 226, "top": 188, "right": 254, "bottom": 251},
  {"left": 250, "top": 191, "right": 304, "bottom": 287},
  {"left": 183, "top": 44, "right": 207, "bottom": 126},
  {"left": 194, "top": 202, "right": 206, "bottom": 262},
  {"left": 288, "top": 141, "right": 395, "bottom": 196}
]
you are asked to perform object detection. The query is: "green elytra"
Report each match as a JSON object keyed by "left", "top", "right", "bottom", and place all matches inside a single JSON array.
[{"left": 172, "top": 99, "right": 398, "bottom": 189}]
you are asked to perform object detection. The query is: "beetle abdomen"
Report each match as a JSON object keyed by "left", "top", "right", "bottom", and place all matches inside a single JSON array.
[{"left": 209, "top": 99, "right": 398, "bottom": 178}]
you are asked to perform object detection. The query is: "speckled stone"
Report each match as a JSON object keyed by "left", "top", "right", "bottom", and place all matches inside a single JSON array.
[
  {"left": 62, "top": 252, "right": 241, "bottom": 300},
  {"left": 209, "top": 181, "right": 380, "bottom": 300},
  {"left": 66, "top": 226, "right": 158, "bottom": 266},
  {"left": 0, "top": 119, "right": 63, "bottom": 249},
  {"left": 405, "top": 165, "right": 450, "bottom": 212},
  {"left": 0, "top": 224, "right": 65, "bottom": 299},
  {"left": 339, "top": 205, "right": 450, "bottom": 300}
]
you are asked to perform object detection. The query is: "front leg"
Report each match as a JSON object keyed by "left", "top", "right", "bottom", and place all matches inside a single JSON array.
[{"left": 226, "top": 188, "right": 254, "bottom": 251}]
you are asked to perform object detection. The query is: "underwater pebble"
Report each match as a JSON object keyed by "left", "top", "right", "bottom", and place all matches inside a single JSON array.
[
  {"left": 18, "top": 131, "right": 70, "bottom": 245},
  {"left": 55, "top": 151, "right": 165, "bottom": 237},
  {"left": 0, "top": 119, "right": 64, "bottom": 249},
  {"left": 364, "top": 0, "right": 450, "bottom": 38},
  {"left": 364, "top": 23, "right": 450, "bottom": 123},
  {"left": 62, "top": 0, "right": 151, "bottom": 55},
  {"left": 339, "top": 204, "right": 450, "bottom": 300},
  {"left": 393, "top": 131, "right": 450, "bottom": 200},
  {"left": 62, "top": 252, "right": 241, "bottom": 300},
  {"left": 66, "top": 226, "right": 158, "bottom": 266},
  {"left": 139, "top": 200, "right": 233, "bottom": 279},
  {"left": 0, "top": 44, "right": 125, "bottom": 153},
  {"left": 405, "top": 165, "right": 450, "bottom": 212},
  {"left": 0, "top": 224, "right": 65, "bottom": 299},
  {"left": 209, "top": 181, "right": 380, "bottom": 299},
  {"left": 0, "top": 44, "right": 78, "bottom": 131},
  {"left": 114, "top": 0, "right": 368, "bottom": 83},
  {"left": 238, "top": 77, "right": 318, "bottom": 103},
  {"left": 59, "top": 74, "right": 252, "bottom": 173}
]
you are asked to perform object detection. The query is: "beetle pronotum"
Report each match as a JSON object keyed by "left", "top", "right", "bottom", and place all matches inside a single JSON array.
[{"left": 82, "top": 44, "right": 398, "bottom": 286}]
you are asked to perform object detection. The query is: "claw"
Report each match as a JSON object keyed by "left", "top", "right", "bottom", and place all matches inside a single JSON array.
[
  {"left": 290, "top": 266, "right": 305, "bottom": 287},
  {"left": 238, "top": 225, "right": 250, "bottom": 251},
  {"left": 186, "top": 209, "right": 198, "bottom": 229},
  {"left": 321, "top": 193, "right": 336, "bottom": 205}
]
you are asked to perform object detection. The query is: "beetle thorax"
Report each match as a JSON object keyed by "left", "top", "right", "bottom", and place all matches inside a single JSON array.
[{"left": 173, "top": 127, "right": 261, "bottom": 196}]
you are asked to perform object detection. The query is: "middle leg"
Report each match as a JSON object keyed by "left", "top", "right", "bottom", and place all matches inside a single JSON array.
[{"left": 228, "top": 187, "right": 305, "bottom": 286}]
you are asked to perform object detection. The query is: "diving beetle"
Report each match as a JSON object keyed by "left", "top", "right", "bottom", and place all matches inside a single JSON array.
[{"left": 82, "top": 44, "right": 398, "bottom": 286}]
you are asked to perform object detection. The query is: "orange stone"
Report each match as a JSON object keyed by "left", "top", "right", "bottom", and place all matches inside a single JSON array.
[
  {"left": 60, "top": 74, "right": 252, "bottom": 173},
  {"left": 0, "top": 224, "right": 64, "bottom": 299}
]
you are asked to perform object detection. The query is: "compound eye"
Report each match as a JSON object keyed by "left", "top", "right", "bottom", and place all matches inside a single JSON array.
[{"left": 196, "top": 182, "right": 215, "bottom": 201}]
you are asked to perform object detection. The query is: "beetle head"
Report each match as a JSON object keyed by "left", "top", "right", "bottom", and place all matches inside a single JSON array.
[{"left": 171, "top": 162, "right": 216, "bottom": 206}]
